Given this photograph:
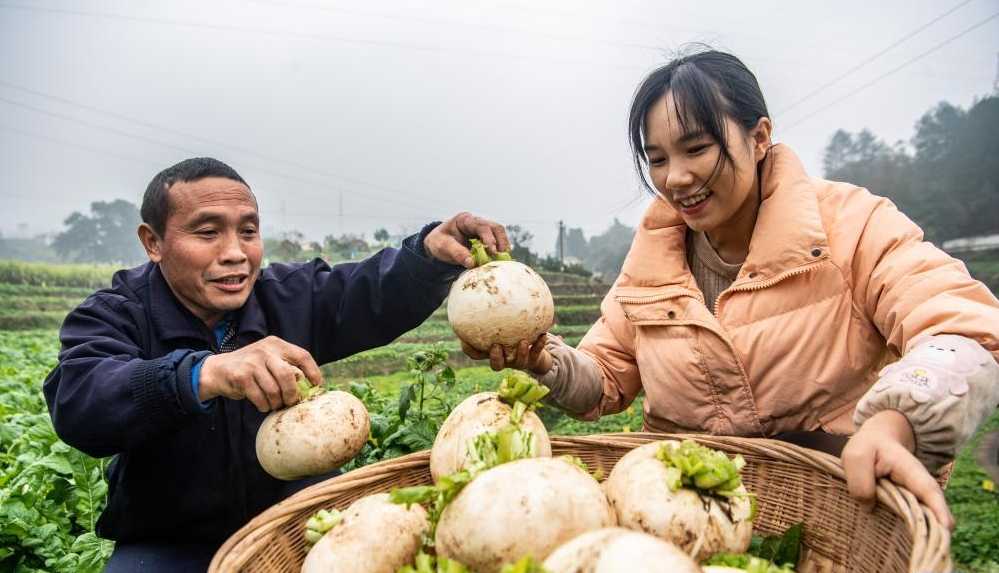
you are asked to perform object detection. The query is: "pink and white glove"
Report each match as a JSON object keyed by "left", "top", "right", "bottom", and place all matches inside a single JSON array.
[{"left": 854, "top": 334, "right": 999, "bottom": 472}]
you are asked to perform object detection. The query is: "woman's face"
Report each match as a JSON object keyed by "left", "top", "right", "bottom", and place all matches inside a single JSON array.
[{"left": 643, "top": 92, "right": 771, "bottom": 234}]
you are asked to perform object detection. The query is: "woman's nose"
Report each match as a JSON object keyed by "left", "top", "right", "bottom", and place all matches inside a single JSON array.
[{"left": 664, "top": 163, "right": 695, "bottom": 192}]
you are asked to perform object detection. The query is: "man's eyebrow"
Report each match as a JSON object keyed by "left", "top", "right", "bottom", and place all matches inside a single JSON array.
[
  {"left": 184, "top": 213, "right": 225, "bottom": 228},
  {"left": 239, "top": 212, "right": 260, "bottom": 225}
]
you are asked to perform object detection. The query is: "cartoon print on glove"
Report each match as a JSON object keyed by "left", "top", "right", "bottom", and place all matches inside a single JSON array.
[{"left": 874, "top": 335, "right": 991, "bottom": 404}]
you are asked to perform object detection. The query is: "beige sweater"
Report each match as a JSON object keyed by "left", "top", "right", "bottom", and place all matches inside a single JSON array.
[{"left": 538, "top": 230, "right": 737, "bottom": 413}]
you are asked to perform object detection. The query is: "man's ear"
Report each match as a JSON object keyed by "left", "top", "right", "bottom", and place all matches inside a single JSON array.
[{"left": 138, "top": 224, "right": 163, "bottom": 263}]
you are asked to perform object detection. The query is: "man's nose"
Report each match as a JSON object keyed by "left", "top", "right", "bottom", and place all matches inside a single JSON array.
[{"left": 219, "top": 231, "right": 248, "bottom": 264}]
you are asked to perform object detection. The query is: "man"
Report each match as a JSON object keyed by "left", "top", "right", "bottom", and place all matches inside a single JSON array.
[{"left": 43, "top": 157, "right": 509, "bottom": 571}]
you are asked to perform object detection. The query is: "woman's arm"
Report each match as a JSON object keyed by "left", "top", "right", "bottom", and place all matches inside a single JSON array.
[{"left": 462, "top": 294, "right": 643, "bottom": 420}]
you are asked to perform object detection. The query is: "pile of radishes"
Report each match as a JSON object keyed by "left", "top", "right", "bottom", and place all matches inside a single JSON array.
[
  {"left": 299, "top": 369, "right": 774, "bottom": 573},
  {"left": 261, "top": 244, "right": 793, "bottom": 572}
]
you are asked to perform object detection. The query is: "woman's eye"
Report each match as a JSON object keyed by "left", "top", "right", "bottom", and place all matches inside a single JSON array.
[
  {"left": 688, "top": 144, "right": 710, "bottom": 155},
  {"left": 649, "top": 157, "right": 667, "bottom": 166}
]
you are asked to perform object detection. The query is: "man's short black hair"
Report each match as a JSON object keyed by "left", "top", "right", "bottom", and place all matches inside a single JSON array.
[{"left": 141, "top": 157, "right": 250, "bottom": 237}]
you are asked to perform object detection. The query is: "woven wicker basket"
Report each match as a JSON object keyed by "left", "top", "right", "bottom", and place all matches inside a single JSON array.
[{"left": 210, "top": 433, "right": 952, "bottom": 573}]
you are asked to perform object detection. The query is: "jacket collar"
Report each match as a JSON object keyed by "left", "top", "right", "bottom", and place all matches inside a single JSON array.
[
  {"left": 617, "top": 144, "right": 829, "bottom": 291},
  {"left": 148, "top": 264, "right": 268, "bottom": 343}
]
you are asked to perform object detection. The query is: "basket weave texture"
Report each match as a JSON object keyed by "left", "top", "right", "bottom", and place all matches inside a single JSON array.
[{"left": 209, "top": 433, "right": 952, "bottom": 573}]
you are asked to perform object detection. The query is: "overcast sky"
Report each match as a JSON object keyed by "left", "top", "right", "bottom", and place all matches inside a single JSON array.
[{"left": 2, "top": 0, "right": 997, "bottom": 255}]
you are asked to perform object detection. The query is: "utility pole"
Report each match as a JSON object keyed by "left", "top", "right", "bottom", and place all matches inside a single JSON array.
[
  {"left": 338, "top": 191, "right": 344, "bottom": 233},
  {"left": 557, "top": 220, "right": 565, "bottom": 268},
  {"left": 993, "top": 52, "right": 998, "bottom": 95}
]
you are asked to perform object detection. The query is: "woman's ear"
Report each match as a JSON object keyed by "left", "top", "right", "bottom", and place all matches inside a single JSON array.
[
  {"left": 750, "top": 117, "right": 773, "bottom": 161},
  {"left": 137, "top": 224, "right": 163, "bottom": 263}
]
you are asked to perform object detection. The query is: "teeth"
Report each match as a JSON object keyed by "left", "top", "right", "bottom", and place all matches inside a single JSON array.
[
  {"left": 679, "top": 191, "right": 710, "bottom": 208},
  {"left": 219, "top": 277, "right": 242, "bottom": 285}
]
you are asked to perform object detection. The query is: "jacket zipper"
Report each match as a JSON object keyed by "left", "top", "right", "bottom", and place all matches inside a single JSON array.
[
  {"left": 713, "top": 258, "right": 827, "bottom": 319},
  {"left": 615, "top": 290, "right": 704, "bottom": 305}
]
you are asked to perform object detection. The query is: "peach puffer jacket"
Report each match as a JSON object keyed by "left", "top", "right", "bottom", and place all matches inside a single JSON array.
[{"left": 570, "top": 144, "right": 999, "bottom": 437}]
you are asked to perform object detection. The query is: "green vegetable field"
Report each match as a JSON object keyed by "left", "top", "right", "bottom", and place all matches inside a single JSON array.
[{"left": 1, "top": 259, "right": 997, "bottom": 572}]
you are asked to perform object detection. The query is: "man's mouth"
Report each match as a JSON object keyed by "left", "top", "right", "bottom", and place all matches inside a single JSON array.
[{"left": 209, "top": 274, "right": 249, "bottom": 292}]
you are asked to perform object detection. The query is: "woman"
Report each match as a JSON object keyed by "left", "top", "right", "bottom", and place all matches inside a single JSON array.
[{"left": 464, "top": 49, "right": 999, "bottom": 529}]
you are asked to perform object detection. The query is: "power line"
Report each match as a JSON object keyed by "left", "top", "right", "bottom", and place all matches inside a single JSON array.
[
  {"left": 248, "top": 0, "right": 666, "bottom": 53},
  {"left": 0, "top": 95, "right": 440, "bottom": 214},
  {"left": 0, "top": 2, "right": 651, "bottom": 73},
  {"left": 0, "top": 122, "right": 567, "bottom": 230},
  {"left": 0, "top": 79, "right": 452, "bottom": 211},
  {"left": 776, "top": 0, "right": 975, "bottom": 116},
  {"left": 780, "top": 10, "right": 999, "bottom": 133},
  {"left": 0, "top": 123, "right": 164, "bottom": 169}
]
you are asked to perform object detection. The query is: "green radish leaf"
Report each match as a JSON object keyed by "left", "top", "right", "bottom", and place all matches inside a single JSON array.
[{"left": 398, "top": 383, "right": 415, "bottom": 422}]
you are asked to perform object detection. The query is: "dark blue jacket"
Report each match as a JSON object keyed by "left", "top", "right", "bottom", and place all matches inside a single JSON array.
[{"left": 43, "top": 226, "right": 461, "bottom": 545}]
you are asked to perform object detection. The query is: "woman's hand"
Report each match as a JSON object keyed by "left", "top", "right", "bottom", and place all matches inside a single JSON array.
[
  {"left": 460, "top": 333, "right": 554, "bottom": 375},
  {"left": 841, "top": 409, "right": 954, "bottom": 530}
]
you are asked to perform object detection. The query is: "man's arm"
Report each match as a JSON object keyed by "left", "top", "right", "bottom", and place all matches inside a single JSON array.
[
  {"left": 309, "top": 223, "right": 462, "bottom": 363},
  {"left": 309, "top": 214, "right": 510, "bottom": 363},
  {"left": 43, "top": 294, "right": 210, "bottom": 458}
]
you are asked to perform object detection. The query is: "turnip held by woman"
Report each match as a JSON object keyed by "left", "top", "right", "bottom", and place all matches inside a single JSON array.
[{"left": 461, "top": 47, "right": 999, "bottom": 531}]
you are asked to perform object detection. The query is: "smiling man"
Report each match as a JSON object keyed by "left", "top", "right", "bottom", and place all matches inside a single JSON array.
[{"left": 43, "top": 157, "right": 509, "bottom": 571}]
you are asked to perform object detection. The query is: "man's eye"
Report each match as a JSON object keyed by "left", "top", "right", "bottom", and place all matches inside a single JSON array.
[
  {"left": 197, "top": 229, "right": 217, "bottom": 237},
  {"left": 241, "top": 228, "right": 258, "bottom": 237}
]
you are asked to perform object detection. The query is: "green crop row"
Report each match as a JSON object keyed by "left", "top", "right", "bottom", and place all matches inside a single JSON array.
[
  {"left": 0, "top": 261, "right": 117, "bottom": 289},
  {"left": 0, "top": 283, "right": 96, "bottom": 299}
]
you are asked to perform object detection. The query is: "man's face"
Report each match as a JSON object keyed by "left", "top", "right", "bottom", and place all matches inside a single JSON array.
[{"left": 141, "top": 177, "right": 263, "bottom": 327}]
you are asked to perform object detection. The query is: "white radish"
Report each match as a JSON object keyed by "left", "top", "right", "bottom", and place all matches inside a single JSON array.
[
  {"left": 543, "top": 527, "right": 701, "bottom": 573},
  {"left": 256, "top": 377, "right": 369, "bottom": 481},
  {"left": 301, "top": 493, "right": 427, "bottom": 573},
  {"left": 603, "top": 440, "right": 754, "bottom": 562},
  {"left": 430, "top": 390, "right": 551, "bottom": 482},
  {"left": 435, "top": 457, "right": 616, "bottom": 573},
  {"left": 446, "top": 249, "right": 554, "bottom": 357}
]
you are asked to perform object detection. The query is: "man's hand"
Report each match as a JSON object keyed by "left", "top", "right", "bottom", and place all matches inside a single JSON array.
[
  {"left": 461, "top": 333, "right": 554, "bottom": 375},
  {"left": 842, "top": 409, "right": 954, "bottom": 530},
  {"left": 198, "top": 336, "right": 324, "bottom": 412},
  {"left": 424, "top": 212, "right": 511, "bottom": 268}
]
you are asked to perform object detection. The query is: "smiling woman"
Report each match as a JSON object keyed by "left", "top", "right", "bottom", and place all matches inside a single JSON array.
[{"left": 460, "top": 46, "right": 999, "bottom": 535}]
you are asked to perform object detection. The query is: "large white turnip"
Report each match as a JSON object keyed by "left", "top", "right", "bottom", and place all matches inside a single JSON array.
[
  {"left": 543, "top": 527, "right": 701, "bottom": 573},
  {"left": 430, "top": 371, "right": 552, "bottom": 482},
  {"left": 435, "top": 457, "right": 616, "bottom": 573},
  {"left": 447, "top": 240, "right": 554, "bottom": 357},
  {"left": 301, "top": 493, "right": 427, "bottom": 573},
  {"left": 255, "top": 375, "right": 369, "bottom": 480},
  {"left": 603, "top": 440, "right": 754, "bottom": 562}
]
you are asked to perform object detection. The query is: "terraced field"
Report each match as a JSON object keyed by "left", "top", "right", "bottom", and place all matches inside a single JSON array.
[
  {"left": 325, "top": 273, "right": 607, "bottom": 379},
  {"left": 2, "top": 259, "right": 998, "bottom": 571}
]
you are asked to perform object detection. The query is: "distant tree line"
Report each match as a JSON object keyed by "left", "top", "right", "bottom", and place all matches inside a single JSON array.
[
  {"left": 4, "top": 96, "right": 992, "bottom": 277},
  {"left": 823, "top": 96, "right": 998, "bottom": 244}
]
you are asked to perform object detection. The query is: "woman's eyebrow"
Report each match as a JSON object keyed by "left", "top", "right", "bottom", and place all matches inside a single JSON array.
[{"left": 677, "top": 130, "right": 707, "bottom": 144}]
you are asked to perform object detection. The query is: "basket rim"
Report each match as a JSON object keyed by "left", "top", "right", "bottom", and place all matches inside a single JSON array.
[{"left": 210, "top": 433, "right": 952, "bottom": 573}]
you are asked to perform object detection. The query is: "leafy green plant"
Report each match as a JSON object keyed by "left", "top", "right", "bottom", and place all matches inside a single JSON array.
[
  {"left": 342, "top": 344, "right": 459, "bottom": 470},
  {"left": 0, "top": 331, "right": 113, "bottom": 572}
]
